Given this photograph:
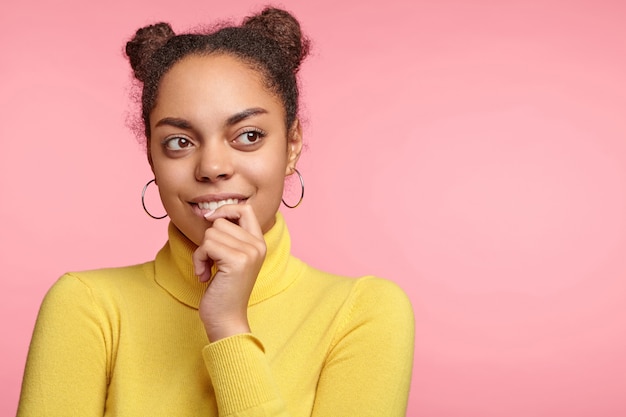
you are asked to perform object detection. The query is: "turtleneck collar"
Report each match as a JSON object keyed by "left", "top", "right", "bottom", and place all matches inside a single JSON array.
[{"left": 154, "top": 212, "right": 297, "bottom": 309}]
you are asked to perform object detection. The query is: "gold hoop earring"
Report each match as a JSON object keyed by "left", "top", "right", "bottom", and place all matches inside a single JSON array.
[
  {"left": 141, "top": 179, "right": 168, "bottom": 219},
  {"left": 282, "top": 168, "right": 304, "bottom": 209}
]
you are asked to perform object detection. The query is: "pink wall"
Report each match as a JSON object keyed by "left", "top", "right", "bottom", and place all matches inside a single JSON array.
[{"left": 2, "top": 0, "right": 626, "bottom": 415}]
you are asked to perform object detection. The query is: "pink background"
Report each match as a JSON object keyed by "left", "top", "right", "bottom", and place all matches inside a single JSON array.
[{"left": 2, "top": 0, "right": 626, "bottom": 415}]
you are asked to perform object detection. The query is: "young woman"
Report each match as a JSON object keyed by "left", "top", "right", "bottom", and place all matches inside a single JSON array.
[{"left": 18, "top": 7, "right": 414, "bottom": 416}]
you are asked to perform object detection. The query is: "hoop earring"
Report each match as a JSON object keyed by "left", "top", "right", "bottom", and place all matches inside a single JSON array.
[
  {"left": 282, "top": 168, "right": 304, "bottom": 209},
  {"left": 142, "top": 179, "right": 168, "bottom": 219}
]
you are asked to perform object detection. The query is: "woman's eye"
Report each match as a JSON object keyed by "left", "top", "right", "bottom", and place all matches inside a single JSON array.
[
  {"left": 164, "top": 137, "right": 192, "bottom": 150},
  {"left": 236, "top": 130, "right": 265, "bottom": 145}
]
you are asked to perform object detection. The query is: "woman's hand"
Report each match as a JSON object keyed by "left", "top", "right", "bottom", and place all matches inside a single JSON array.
[{"left": 192, "top": 204, "right": 266, "bottom": 342}]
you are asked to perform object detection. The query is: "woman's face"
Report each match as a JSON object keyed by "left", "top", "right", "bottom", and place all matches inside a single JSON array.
[{"left": 149, "top": 53, "right": 302, "bottom": 245}]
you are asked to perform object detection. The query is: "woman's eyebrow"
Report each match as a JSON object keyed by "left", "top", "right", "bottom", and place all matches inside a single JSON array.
[
  {"left": 154, "top": 108, "right": 267, "bottom": 130},
  {"left": 226, "top": 107, "right": 268, "bottom": 126},
  {"left": 155, "top": 117, "right": 193, "bottom": 129}
]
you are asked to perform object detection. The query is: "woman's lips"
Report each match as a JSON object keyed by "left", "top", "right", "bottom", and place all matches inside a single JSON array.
[
  {"left": 197, "top": 198, "right": 239, "bottom": 210},
  {"left": 189, "top": 197, "right": 247, "bottom": 217}
]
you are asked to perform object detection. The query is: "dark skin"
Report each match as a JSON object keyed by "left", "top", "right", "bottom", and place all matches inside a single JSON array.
[{"left": 149, "top": 54, "right": 302, "bottom": 341}]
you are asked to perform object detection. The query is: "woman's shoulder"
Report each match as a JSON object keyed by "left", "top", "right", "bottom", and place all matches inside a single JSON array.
[
  {"left": 67, "top": 261, "right": 152, "bottom": 280},
  {"left": 296, "top": 260, "right": 414, "bottom": 322},
  {"left": 348, "top": 275, "right": 414, "bottom": 324},
  {"left": 30, "top": 262, "right": 155, "bottom": 336},
  {"left": 298, "top": 258, "right": 407, "bottom": 292},
  {"left": 44, "top": 261, "right": 156, "bottom": 303},
  {"left": 292, "top": 262, "right": 414, "bottom": 362},
  {"left": 62, "top": 260, "right": 153, "bottom": 285}
]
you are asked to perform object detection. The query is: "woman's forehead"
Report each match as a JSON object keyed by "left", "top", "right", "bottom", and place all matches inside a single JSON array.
[{"left": 152, "top": 54, "right": 285, "bottom": 124}]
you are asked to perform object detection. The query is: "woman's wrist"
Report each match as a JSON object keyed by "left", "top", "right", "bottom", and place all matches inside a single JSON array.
[{"left": 204, "top": 317, "right": 251, "bottom": 343}]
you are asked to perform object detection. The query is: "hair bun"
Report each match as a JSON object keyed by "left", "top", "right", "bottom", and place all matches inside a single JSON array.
[
  {"left": 243, "top": 7, "right": 310, "bottom": 73},
  {"left": 125, "top": 23, "right": 175, "bottom": 83}
]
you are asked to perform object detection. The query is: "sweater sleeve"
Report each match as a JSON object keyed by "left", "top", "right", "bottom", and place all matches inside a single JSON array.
[
  {"left": 202, "top": 335, "right": 289, "bottom": 416},
  {"left": 311, "top": 277, "right": 415, "bottom": 416},
  {"left": 17, "top": 274, "right": 109, "bottom": 417},
  {"left": 202, "top": 277, "right": 414, "bottom": 417}
]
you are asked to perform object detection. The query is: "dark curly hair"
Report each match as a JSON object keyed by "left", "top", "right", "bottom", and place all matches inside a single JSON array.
[{"left": 125, "top": 7, "right": 310, "bottom": 156}]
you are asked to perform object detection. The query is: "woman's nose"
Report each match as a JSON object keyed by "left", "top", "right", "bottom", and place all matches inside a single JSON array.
[{"left": 195, "top": 140, "right": 234, "bottom": 182}]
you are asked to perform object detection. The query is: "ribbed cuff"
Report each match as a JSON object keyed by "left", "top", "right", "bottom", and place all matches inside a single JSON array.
[{"left": 203, "top": 334, "right": 278, "bottom": 415}]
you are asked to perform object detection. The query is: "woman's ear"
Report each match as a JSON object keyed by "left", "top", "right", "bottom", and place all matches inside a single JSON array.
[
  {"left": 285, "top": 119, "right": 303, "bottom": 175},
  {"left": 147, "top": 144, "right": 157, "bottom": 184}
]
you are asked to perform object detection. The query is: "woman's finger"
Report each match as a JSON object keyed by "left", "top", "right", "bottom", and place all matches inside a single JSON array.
[
  {"left": 204, "top": 203, "right": 263, "bottom": 240},
  {"left": 193, "top": 204, "right": 265, "bottom": 282}
]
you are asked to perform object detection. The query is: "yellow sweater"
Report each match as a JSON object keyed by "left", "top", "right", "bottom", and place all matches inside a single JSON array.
[{"left": 18, "top": 214, "right": 414, "bottom": 416}]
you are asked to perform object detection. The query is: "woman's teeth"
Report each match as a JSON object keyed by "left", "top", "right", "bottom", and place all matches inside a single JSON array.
[{"left": 197, "top": 199, "right": 239, "bottom": 211}]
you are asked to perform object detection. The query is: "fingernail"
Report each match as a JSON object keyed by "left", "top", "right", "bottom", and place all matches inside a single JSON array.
[{"left": 204, "top": 209, "right": 216, "bottom": 219}]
